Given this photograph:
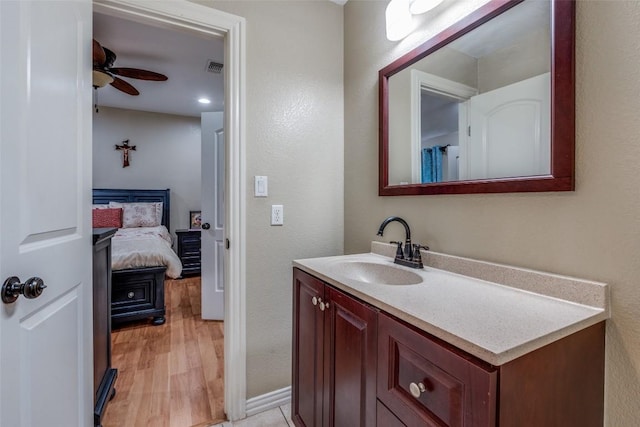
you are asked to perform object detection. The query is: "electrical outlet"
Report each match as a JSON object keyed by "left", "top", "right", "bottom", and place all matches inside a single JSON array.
[{"left": 271, "top": 205, "right": 283, "bottom": 226}]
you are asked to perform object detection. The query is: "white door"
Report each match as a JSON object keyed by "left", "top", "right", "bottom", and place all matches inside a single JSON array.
[
  {"left": 462, "top": 73, "right": 550, "bottom": 180},
  {"left": 201, "top": 113, "right": 224, "bottom": 320},
  {"left": 0, "top": 1, "right": 93, "bottom": 426}
]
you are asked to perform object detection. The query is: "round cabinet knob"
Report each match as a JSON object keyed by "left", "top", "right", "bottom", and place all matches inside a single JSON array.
[
  {"left": 409, "top": 382, "right": 426, "bottom": 398},
  {"left": 319, "top": 301, "right": 330, "bottom": 311},
  {"left": 311, "top": 296, "right": 318, "bottom": 306},
  {"left": 201, "top": 223, "right": 211, "bottom": 230},
  {"left": 2, "top": 276, "right": 47, "bottom": 304},
  {"left": 128, "top": 291, "right": 135, "bottom": 299}
]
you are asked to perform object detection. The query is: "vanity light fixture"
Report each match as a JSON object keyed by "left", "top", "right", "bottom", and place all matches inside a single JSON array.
[
  {"left": 409, "top": 0, "right": 444, "bottom": 14},
  {"left": 198, "top": 97, "right": 211, "bottom": 104},
  {"left": 386, "top": 0, "right": 445, "bottom": 41},
  {"left": 386, "top": 0, "right": 413, "bottom": 41}
]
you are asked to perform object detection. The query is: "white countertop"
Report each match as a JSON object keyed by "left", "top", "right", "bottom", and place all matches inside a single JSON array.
[{"left": 293, "top": 250, "right": 609, "bottom": 366}]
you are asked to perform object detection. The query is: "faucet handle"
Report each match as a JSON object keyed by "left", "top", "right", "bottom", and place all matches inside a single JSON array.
[
  {"left": 412, "top": 244, "right": 429, "bottom": 262},
  {"left": 390, "top": 241, "right": 404, "bottom": 259}
]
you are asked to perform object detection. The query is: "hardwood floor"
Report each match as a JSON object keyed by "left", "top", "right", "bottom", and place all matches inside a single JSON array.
[{"left": 103, "top": 276, "right": 225, "bottom": 427}]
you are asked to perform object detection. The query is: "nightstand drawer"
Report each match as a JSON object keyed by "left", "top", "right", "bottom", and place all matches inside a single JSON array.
[
  {"left": 181, "top": 255, "right": 201, "bottom": 266},
  {"left": 181, "top": 245, "right": 200, "bottom": 256},
  {"left": 378, "top": 313, "right": 497, "bottom": 427}
]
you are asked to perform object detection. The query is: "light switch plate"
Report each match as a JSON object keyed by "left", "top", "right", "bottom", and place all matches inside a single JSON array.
[{"left": 255, "top": 176, "right": 268, "bottom": 197}]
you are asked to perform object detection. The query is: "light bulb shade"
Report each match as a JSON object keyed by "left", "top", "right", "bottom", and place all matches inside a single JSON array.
[
  {"left": 409, "top": 0, "right": 444, "bottom": 14},
  {"left": 386, "top": 0, "right": 413, "bottom": 41},
  {"left": 92, "top": 70, "right": 114, "bottom": 88}
]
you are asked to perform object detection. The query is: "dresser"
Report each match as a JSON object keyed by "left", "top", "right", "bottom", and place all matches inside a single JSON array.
[
  {"left": 176, "top": 229, "right": 201, "bottom": 276},
  {"left": 92, "top": 228, "right": 118, "bottom": 427}
]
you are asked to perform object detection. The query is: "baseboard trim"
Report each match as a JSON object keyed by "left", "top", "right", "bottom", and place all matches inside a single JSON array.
[{"left": 245, "top": 386, "right": 291, "bottom": 417}]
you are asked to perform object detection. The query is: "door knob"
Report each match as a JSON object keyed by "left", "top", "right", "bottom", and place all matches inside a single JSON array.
[
  {"left": 2, "top": 276, "right": 47, "bottom": 304},
  {"left": 201, "top": 222, "right": 211, "bottom": 230}
]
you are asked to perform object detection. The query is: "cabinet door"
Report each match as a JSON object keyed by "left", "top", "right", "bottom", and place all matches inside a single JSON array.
[
  {"left": 293, "top": 269, "right": 325, "bottom": 427},
  {"left": 324, "top": 287, "right": 378, "bottom": 427}
]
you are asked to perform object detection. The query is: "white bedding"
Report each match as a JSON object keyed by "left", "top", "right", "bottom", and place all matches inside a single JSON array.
[{"left": 111, "top": 226, "right": 183, "bottom": 278}]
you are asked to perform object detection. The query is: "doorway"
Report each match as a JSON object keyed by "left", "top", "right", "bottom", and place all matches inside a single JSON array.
[{"left": 92, "top": 0, "right": 246, "bottom": 422}]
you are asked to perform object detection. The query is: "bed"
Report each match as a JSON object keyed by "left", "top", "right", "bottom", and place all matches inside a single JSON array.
[{"left": 92, "top": 188, "right": 183, "bottom": 326}]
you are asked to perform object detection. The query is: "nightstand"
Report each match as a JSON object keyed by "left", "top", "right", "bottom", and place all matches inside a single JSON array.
[{"left": 176, "top": 229, "right": 201, "bottom": 276}]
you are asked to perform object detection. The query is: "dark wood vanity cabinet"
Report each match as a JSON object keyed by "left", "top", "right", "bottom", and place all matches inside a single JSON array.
[
  {"left": 292, "top": 268, "right": 378, "bottom": 427},
  {"left": 293, "top": 268, "right": 605, "bottom": 427}
]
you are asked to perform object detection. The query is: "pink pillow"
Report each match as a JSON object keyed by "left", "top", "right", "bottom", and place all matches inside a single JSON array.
[{"left": 92, "top": 208, "right": 123, "bottom": 228}]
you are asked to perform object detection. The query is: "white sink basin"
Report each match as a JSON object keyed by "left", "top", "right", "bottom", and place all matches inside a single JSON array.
[{"left": 332, "top": 261, "right": 423, "bottom": 285}]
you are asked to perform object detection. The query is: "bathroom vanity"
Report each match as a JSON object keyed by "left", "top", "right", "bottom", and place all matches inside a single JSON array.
[{"left": 292, "top": 243, "right": 608, "bottom": 426}]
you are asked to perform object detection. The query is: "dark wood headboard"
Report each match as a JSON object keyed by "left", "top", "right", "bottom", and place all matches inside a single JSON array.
[{"left": 92, "top": 188, "right": 171, "bottom": 230}]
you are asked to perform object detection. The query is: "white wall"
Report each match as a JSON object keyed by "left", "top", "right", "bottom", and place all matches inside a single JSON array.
[
  {"left": 344, "top": 1, "right": 640, "bottom": 425},
  {"left": 92, "top": 107, "right": 202, "bottom": 236},
  {"left": 195, "top": 0, "right": 344, "bottom": 398}
]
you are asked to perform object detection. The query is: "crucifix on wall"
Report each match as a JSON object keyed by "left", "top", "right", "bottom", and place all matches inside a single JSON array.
[{"left": 115, "top": 139, "right": 136, "bottom": 168}]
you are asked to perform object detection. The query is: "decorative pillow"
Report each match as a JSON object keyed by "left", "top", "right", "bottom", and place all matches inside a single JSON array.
[
  {"left": 109, "top": 202, "right": 163, "bottom": 228},
  {"left": 92, "top": 204, "right": 111, "bottom": 209},
  {"left": 92, "top": 208, "right": 123, "bottom": 228}
]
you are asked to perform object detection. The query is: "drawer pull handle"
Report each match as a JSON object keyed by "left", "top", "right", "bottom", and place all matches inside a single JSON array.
[
  {"left": 128, "top": 291, "right": 135, "bottom": 299},
  {"left": 409, "top": 382, "right": 426, "bottom": 398}
]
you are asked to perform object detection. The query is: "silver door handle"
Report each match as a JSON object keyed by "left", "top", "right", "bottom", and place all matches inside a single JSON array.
[{"left": 2, "top": 276, "right": 47, "bottom": 304}]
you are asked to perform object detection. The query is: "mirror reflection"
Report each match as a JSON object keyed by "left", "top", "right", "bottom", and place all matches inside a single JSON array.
[{"left": 387, "top": 0, "right": 550, "bottom": 186}]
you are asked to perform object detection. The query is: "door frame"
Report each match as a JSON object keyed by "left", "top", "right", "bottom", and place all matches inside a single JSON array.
[
  {"left": 409, "top": 70, "right": 477, "bottom": 183},
  {"left": 93, "top": 0, "right": 247, "bottom": 420}
]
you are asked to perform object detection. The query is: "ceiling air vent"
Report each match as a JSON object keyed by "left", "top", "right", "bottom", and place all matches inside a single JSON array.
[{"left": 206, "top": 60, "right": 224, "bottom": 74}]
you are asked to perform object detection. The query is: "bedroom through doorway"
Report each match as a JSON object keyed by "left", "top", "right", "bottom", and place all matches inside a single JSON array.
[{"left": 92, "top": 8, "right": 227, "bottom": 426}]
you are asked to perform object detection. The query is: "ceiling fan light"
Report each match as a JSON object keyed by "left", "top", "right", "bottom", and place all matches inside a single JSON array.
[
  {"left": 409, "top": 0, "right": 444, "bottom": 14},
  {"left": 386, "top": 0, "right": 413, "bottom": 41},
  {"left": 92, "top": 70, "right": 114, "bottom": 88}
]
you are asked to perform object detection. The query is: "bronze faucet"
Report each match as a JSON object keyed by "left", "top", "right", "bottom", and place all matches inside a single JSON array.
[{"left": 376, "top": 216, "right": 428, "bottom": 269}]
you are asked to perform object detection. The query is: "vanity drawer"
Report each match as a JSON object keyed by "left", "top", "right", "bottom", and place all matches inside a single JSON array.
[{"left": 378, "top": 313, "right": 497, "bottom": 426}]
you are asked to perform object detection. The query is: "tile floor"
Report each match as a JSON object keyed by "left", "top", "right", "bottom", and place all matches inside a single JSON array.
[{"left": 209, "top": 403, "right": 292, "bottom": 427}]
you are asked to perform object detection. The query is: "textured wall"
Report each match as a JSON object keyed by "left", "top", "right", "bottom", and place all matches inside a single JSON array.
[
  {"left": 195, "top": 0, "right": 345, "bottom": 398},
  {"left": 92, "top": 107, "right": 201, "bottom": 236},
  {"left": 344, "top": 0, "right": 640, "bottom": 424}
]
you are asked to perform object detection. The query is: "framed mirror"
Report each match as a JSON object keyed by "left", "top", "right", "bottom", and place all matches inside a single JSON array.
[{"left": 379, "top": 0, "right": 575, "bottom": 196}]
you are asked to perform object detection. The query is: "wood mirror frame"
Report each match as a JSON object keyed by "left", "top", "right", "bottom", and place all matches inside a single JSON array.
[{"left": 379, "top": 0, "right": 575, "bottom": 196}]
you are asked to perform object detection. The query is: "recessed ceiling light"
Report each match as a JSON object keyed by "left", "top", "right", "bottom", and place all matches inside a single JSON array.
[{"left": 198, "top": 98, "right": 211, "bottom": 104}]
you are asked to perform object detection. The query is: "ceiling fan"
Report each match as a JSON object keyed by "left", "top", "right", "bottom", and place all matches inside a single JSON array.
[{"left": 92, "top": 39, "right": 168, "bottom": 96}]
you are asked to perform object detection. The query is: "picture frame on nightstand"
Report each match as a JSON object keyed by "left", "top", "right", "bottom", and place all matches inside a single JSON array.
[{"left": 189, "top": 210, "right": 202, "bottom": 229}]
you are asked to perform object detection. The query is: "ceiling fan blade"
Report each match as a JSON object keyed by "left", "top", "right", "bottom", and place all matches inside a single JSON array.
[
  {"left": 110, "top": 77, "right": 140, "bottom": 96},
  {"left": 93, "top": 39, "right": 106, "bottom": 67},
  {"left": 110, "top": 68, "right": 168, "bottom": 81}
]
